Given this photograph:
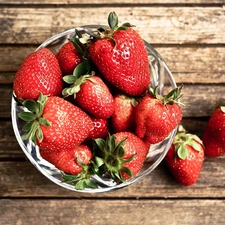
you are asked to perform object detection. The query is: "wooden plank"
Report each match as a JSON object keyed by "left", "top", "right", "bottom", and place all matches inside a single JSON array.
[
  {"left": 1, "top": 46, "right": 225, "bottom": 84},
  {"left": 1, "top": 7, "right": 225, "bottom": 44},
  {"left": 1, "top": 156, "right": 225, "bottom": 198},
  {"left": 2, "top": 84, "right": 225, "bottom": 118},
  {"left": 0, "top": 118, "right": 207, "bottom": 159},
  {"left": 0, "top": 199, "right": 225, "bottom": 225},
  {"left": 1, "top": 0, "right": 224, "bottom": 4}
]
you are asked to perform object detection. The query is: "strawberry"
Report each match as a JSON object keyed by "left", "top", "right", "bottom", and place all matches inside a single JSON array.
[
  {"left": 63, "top": 74, "right": 115, "bottom": 119},
  {"left": 94, "top": 132, "right": 150, "bottom": 182},
  {"left": 111, "top": 94, "right": 137, "bottom": 132},
  {"left": 56, "top": 41, "right": 83, "bottom": 75},
  {"left": 202, "top": 106, "right": 225, "bottom": 157},
  {"left": 87, "top": 117, "right": 109, "bottom": 140},
  {"left": 164, "top": 128, "right": 204, "bottom": 186},
  {"left": 18, "top": 93, "right": 93, "bottom": 151},
  {"left": 88, "top": 12, "right": 150, "bottom": 96},
  {"left": 40, "top": 144, "right": 92, "bottom": 175},
  {"left": 13, "top": 48, "right": 63, "bottom": 100},
  {"left": 135, "top": 86, "right": 183, "bottom": 144}
]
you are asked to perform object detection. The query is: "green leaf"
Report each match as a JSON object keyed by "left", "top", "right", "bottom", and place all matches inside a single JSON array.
[
  {"left": 108, "top": 11, "right": 118, "bottom": 30},
  {"left": 18, "top": 112, "right": 36, "bottom": 122},
  {"left": 95, "top": 156, "right": 104, "bottom": 168},
  {"left": 61, "top": 172, "right": 78, "bottom": 182},
  {"left": 85, "top": 178, "right": 98, "bottom": 189},
  {"left": 22, "top": 100, "right": 37, "bottom": 113},
  {"left": 63, "top": 75, "right": 76, "bottom": 84},
  {"left": 121, "top": 166, "right": 133, "bottom": 178},
  {"left": 22, "top": 122, "right": 33, "bottom": 132},
  {"left": 35, "top": 127, "right": 43, "bottom": 142},
  {"left": 75, "top": 180, "right": 86, "bottom": 190},
  {"left": 177, "top": 144, "right": 188, "bottom": 160},
  {"left": 95, "top": 138, "right": 106, "bottom": 151},
  {"left": 69, "top": 37, "right": 84, "bottom": 56},
  {"left": 73, "top": 60, "right": 93, "bottom": 79},
  {"left": 39, "top": 117, "right": 51, "bottom": 126}
]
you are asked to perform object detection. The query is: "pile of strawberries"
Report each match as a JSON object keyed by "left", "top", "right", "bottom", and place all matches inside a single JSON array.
[{"left": 14, "top": 12, "right": 225, "bottom": 190}]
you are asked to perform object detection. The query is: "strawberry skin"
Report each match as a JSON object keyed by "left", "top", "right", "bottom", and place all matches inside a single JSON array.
[
  {"left": 135, "top": 92, "right": 182, "bottom": 144},
  {"left": 114, "top": 132, "right": 150, "bottom": 180},
  {"left": 74, "top": 76, "right": 115, "bottom": 119},
  {"left": 39, "top": 96, "right": 93, "bottom": 150},
  {"left": 94, "top": 132, "right": 150, "bottom": 182},
  {"left": 165, "top": 130, "right": 204, "bottom": 186},
  {"left": 19, "top": 94, "right": 93, "bottom": 151},
  {"left": 13, "top": 48, "right": 63, "bottom": 100},
  {"left": 202, "top": 106, "right": 225, "bottom": 157},
  {"left": 40, "top": 144, "right": 92, "bottom": 175},
  {"left": 89, "top": 28, "right": 150, "bottom": 96},
  {"left": 56, "top": 41, "right": 83, "bottom": 75},
  {"left": 87, "top": 117, "right": 109, "bottom": 140},
  {"left": 111, "top": 94, "right": 137, "bottom": 132}
]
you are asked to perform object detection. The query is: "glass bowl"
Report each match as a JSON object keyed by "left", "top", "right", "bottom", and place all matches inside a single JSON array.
[{"left": 11, "top": 26, "right": 177, "bottom": 193}]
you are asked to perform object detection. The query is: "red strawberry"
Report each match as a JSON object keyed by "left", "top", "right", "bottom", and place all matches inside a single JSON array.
[
  {"left": 13, "top": 48, "right": 63, "bottom": 100},
  {"left": 88, "top": 12, "right": 150, "bottom": 96},
  {"left": 94, "top": 132, "right": 150, "bottom": 182},
  {"left": 19, "top": 93, "right": 93, "bottom": 151},
  {"left": 63, "top": 75, "right": 115, "bottom": 119},
  {"left": 111, "top": 94, "right": 137, "bottom": 132},
  {"left": 202, "top": 106, "right": 225, "bottom": 157},
  {"left": 40, "top": 144, "right": 92, "bottom": 175},
  {"left": 56, "top": 41, "right": 83, "bottom": 75},
  {"left": 165, "top": 128, "right": 204, "bottom": 186},
  {"left": 87, "top": 117, "right": 109, "bottom": 140},
  {"left": 135, "top": 87, "right": 182, "bottom": 144}
]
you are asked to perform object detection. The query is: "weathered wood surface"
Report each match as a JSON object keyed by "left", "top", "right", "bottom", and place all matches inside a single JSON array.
[
  {"left": 2, "top": 0, "right": 225, "bottom": 4},
  {"left": 1, "top": 7, "right": 225, "bottom": 44},
  {"left": 1, "top": 46, "right": 225, "bottom": 84},
  {"left": 1, "top": 156, "right": 225, "bottom": 198},
  {"left": 1, "top": 1, "right": 225, "bottom": 225},
  {"left": 1, "top": 199, "right": 225, "bottom": 225}
]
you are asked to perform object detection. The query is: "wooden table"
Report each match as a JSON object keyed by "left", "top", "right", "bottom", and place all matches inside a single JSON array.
[{"left": 1, "top": 1, "right": 225, "bottom": 224}]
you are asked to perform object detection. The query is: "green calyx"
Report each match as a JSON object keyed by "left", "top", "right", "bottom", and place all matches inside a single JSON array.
[
  {"left": 91, "top": 12, "right": 135, "bottom": 46},
  {"left": 62, "top": 72, "right": 96, "bottom": 98},
  {"left": 173, "top": 126, "right": 203, "bottom": 160},
  {"left": 61, "top": 158, "right": 99, "bottom": 190},
  {"left": 93, "top": 134, "right": 135, "bottom": 183},
  {"left": 149, "top": 85, "right": 183, "bottom": 106},
  {"left": 18, "top": 93, "right": 51, "bottom": 143}
]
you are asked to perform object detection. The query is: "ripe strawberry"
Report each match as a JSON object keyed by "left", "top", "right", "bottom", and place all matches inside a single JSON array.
[
  {"left": 111, "top": 94, "right": 137, "bottom": 132},
  {"left": 56, "top": 41, "right": 83, "bottom": 75},
  {"left": 63, "top": 75, "right": 115, "bottom": 119},
  {"left": 202, "top": 106, "right": 225, "bottom": 157},
  {"left": 87, "top": 117, "right": 109, "bottom": 140},
  {"left": 13, "top": 48, "right": 63, "bottom": 100},
  {"left": 164, "top": 128, "right": 204, "bottom": 186},
  {"left": 135, "top": 86, "right": 182, "bottom": 144},
  {"left": 40, "top": 144, "right": 92, "bottom": 175},
  {"left": 94, "top": 132, "right": 150, "bottom": 182},
  {"left": 19, "top": 93, "right": 93, "bottom": 151},
  {"left": 88, "top": 12, "right": 150, "bottom": 96}
]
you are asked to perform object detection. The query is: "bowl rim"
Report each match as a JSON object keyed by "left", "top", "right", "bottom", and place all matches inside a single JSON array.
[{"left": 11, "top": 26, "right": 178, "bottom": 193}]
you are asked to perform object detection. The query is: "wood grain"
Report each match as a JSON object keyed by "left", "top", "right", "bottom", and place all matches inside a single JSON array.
[
  {"left": 1, "top": 0, "right": 225, "bottom": 4},
  {"left": 2, "top": 84, "right": 224, "bottom": 118},
  {"left": 0, "top": 198, "right": 225, "bottom": 225},
  {"left": 1, "top": 7, "right": 225, "bottom": 44},
  {"left": 1, "top": 46, "right": 225, "bottom": 84},
  {"left": 1, "top": 156, "right": 225, "bottom": 198}
]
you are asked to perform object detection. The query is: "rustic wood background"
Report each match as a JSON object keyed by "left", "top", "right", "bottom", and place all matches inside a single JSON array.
[{"left": 0, "top": 1, "right": 225, "bottom": 224}]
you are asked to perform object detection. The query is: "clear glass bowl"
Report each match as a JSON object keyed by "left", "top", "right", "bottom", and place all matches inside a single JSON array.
[{"left": 11, "top": 26, "right": 177, "bottom": 193}]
